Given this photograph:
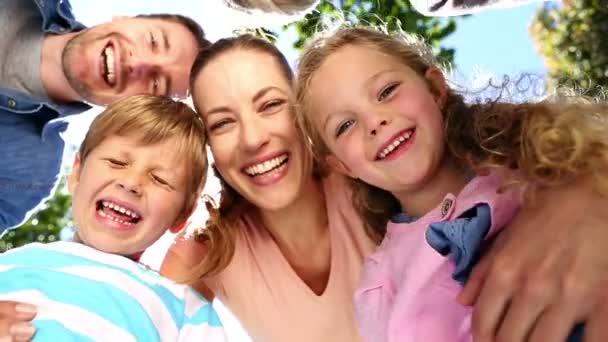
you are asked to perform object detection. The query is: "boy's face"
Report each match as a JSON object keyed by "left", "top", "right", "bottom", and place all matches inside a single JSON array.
[{"left": 68, "top": 134, "right": 189, "bottom": 256}]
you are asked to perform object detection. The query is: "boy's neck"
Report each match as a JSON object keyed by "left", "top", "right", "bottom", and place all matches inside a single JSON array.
[{"left": 393, "top": 157, "right": 470, "bottom": 218}]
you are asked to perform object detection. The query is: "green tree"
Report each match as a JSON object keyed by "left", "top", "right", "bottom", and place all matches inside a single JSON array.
[
  {"left": 0, "top": 183, "right": 72, "bottom": 252},
  {"left": 530, "top": 0, "right": 608, "bottom": 94},
  {"left": 288, "top": 0, "right": 458, "bottom": 64}
]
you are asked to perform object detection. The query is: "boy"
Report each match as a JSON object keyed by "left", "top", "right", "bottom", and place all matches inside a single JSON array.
[{"left": 0, "top": 95, "right": 226, "bottom": 341}]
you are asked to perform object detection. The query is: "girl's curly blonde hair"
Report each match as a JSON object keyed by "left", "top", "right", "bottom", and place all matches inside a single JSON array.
[{"left": 296, "top": 26, "right": 608, "bottom": 242}]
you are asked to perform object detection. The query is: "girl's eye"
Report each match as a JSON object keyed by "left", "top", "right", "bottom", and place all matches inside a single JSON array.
[
  {"left": 335, "top": 119, "right": 355, "bottom": 137},
  {"left": 378, "top": 83, "right": 399, "bottom": 102}
]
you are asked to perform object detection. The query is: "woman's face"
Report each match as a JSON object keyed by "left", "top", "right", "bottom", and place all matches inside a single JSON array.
[{"left": 192, "top": 49, "right": 308, "bottom": 211}]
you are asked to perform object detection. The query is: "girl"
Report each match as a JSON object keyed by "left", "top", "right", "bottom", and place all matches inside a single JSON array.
[{"left": 295, "top": 26, "right": 606, "bottom": 341}]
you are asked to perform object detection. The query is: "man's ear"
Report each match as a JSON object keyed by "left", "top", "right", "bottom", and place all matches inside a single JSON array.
[
  {"left": 424, "top": 67, "right": 449, "bottom": 109},
  {"left": 67, "top": 154, "right": 83, "bottom": 195},
  {"left": 326, "top": 155, "right": 356, "bottom": 178}
]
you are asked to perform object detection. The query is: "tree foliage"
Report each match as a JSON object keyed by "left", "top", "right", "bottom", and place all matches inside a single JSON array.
[
  {"left": 0, "top": 184, "right": 72, "bottom": 252},
  {"left": 288, "top": 0, "right": 458, "bottom": 64},
  {"left": 530, "top": 0, "right": 608, "bottom": 94}
]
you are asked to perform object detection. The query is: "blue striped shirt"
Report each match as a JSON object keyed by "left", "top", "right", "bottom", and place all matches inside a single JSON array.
[{"left": 0, "top": 242, "right": 226, "bottom": 341}]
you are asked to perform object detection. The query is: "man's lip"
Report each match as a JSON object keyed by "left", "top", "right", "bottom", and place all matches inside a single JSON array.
[{"left": 240, "top": 151, "right": 290, "bottom": 171}]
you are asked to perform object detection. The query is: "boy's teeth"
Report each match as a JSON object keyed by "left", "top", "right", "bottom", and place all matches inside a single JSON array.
[
  {"left": 245, "top": 154, "right": 288, "bottom": 176},
  {"left": 101, "top": 200, "right": 139, "bottom": 219}
]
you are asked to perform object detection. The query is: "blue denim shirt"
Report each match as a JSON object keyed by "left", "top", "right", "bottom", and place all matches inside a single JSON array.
[{"left": 0, "top": 0, "right": 90, "bottom": 235}]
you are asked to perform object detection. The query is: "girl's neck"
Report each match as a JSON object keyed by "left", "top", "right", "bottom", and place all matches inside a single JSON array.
[
  {"left": 393, "top": 157, "right": 470, "bottom": 217},
  {"left": 258, "top": 176, "right": 328, "bottom": 250}
]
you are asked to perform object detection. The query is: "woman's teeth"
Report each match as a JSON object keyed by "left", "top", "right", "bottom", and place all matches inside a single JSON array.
[
  {"left": 245, "top": 154, "right": 288, "bottom": 176},
  {"left": 378, "top": 130, "right": 413, "bottom": 159}
]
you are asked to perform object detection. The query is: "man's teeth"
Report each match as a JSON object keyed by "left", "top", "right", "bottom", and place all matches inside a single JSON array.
[
  {"left": 378, "top": 131, "right": 413, "bottom": 159},
  {"left": 103, "top": 46, "right": 116, "bottom": 85},
  {"left": 101, "top": 200, "right": 139, "bottom": 219},
  {"left": 245, "top": 155, "right": 288, "bottom": 176}
]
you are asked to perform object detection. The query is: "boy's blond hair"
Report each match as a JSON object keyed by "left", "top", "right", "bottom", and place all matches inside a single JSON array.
[{"left": 78, "top": 95, "right": 207, "bottom": 225}]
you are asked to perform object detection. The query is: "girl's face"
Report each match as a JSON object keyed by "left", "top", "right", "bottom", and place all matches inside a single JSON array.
[
  {"left": 192, "top": 49, "right": 308, "bottom": 211},
  {"left": 307, "top": 44, "right": 448, "bottom": 197}
]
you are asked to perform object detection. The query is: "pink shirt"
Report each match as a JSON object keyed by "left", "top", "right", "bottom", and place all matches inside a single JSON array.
[
  {"left": 206, "top": 174, "right": 376, "bottom": 342},
  {"left": 355, "top": 173, "right": 521, "bottom": 342}
]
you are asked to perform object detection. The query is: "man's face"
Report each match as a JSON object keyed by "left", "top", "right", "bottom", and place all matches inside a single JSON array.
[{"left": 62, "top": 16, "right": 199, "bottom": 105}]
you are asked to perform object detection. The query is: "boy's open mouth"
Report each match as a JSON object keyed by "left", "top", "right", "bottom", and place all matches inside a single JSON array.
[{"left": 96, "top": 200, "right": 141, "bottom": 225}]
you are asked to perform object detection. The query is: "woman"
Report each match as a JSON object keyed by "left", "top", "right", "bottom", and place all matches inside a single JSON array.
[
  {"left": 3, "top": 34, "right": 608, "bottom": 342},
  {"left": 165, "top": 34, "right": 608, "bottom": 342}
]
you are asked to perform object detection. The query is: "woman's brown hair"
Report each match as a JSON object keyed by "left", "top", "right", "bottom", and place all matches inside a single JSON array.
[{"left": 185, "top": 34, "right": 295, "bottom": 280}]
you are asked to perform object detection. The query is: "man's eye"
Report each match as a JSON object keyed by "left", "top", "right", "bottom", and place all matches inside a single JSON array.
[
  {"left": 335, "top": 119, "right": 355, "bottom": 137},
  {"left": 152, "top": 78, "right": 159, "bottom": 94},
  {"left": 149, "top": 32, "right": 157, "bottom": 49}
]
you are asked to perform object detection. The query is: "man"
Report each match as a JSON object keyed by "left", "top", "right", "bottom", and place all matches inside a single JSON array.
[{"left": 0, "top": 0, "right": 209, "bottom": 234}]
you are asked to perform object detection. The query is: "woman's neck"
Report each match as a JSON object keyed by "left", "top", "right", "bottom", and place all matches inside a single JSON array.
[
  {"left": 393, "top": 158, "right": 470, "bottom": 218},
  {"left": 258, "top": 176, "right": 328, "bottom": 251}
]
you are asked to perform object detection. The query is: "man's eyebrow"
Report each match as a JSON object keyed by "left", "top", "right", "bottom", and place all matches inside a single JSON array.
[{"left": 161, "top": 27, "right": 170, "bottom": 51}]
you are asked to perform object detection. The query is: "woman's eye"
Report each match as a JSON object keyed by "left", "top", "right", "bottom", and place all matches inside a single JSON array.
[
  {"left": 378, "top": 83, "right": 398, "bottom": 102},
  {"left": 209, "top": 118, "right": 233, "bottom": 131},
  {"left": 335, "top": 119, "right": 355, "bottom": 137},
  {"left": 262, "top": 99, "right": 286, "bottom": 112}
]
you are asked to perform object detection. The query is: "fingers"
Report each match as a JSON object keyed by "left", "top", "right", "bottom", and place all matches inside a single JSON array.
[
  {"left": 458, "top": 252, "right": 492, "bottom": 306},
  {"left": 0, "top": 302, "right": 35, "bottom": 321},
  {"left": 471, "top": 265, "right": 513, "bottom": 341},
  {"left": 583, "top": 300, "right": 608, "bottom": 342},
  {"left": 0, "top": 302, "right": 36, "bottom": 342},
  {"left": 0, "top": 322, "right": 36, "bottom": 342}
]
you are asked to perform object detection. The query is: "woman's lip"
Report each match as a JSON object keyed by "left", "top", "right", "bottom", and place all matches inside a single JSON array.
[
  {"left": 241, "top": 151, "right": 290, "bottom": 171},
  {"left": 247, "top": 157, "right": 290, "bottom": 186}
]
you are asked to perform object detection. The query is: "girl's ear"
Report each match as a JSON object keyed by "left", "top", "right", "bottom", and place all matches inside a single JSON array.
[
  {"left": 326, "top": 155, "right": 356, "bottom": 178},
  {"left": 425, "top": 67, "right": 449, "bottom": 109}
]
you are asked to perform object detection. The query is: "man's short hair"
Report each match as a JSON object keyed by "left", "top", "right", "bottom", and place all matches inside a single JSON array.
[{"left": 136, "top": 13, "right": 211, "bottom": 51}]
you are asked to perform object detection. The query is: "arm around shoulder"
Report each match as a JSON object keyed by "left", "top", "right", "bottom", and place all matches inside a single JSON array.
[{"left": 161, "top": 232, "right": 216, "bottom": 301}]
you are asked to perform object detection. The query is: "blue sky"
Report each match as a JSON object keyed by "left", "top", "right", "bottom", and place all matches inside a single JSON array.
[{"left": 442, "top": 1, "right": 547, "bottom": 76}]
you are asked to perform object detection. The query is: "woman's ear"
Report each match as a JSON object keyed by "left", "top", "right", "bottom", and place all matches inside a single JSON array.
[
  {"left": 425, "top": 67, "right": 449, "bottom": 109},
  {"left": 67, "top": 154, "right": 83, "bottom": 195},
  {"left": 326, "top": 155, "right": 356, "bottom": 178}
]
